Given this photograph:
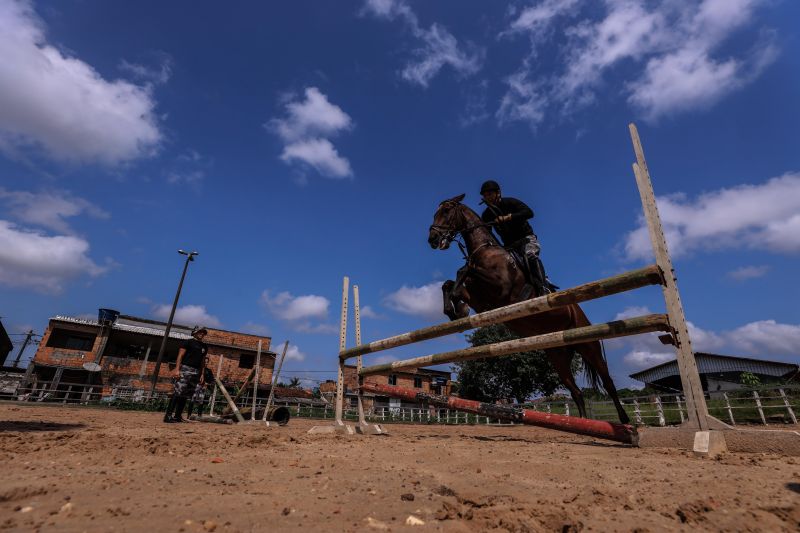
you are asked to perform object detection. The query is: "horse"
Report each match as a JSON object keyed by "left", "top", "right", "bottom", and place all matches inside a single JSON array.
[{"left": 427, "top": 193, "right": 630, "bottom": 424}]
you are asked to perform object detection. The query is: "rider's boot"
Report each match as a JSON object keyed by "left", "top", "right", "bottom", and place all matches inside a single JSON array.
[
  {"left": 525, "top": 255, "right": 547, "bottom": 296},
  {"left": 535, "top": 257, "right": 559, "bottom": 293}
]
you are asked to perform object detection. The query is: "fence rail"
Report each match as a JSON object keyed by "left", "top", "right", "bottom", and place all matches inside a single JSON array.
[{"left": 2, "top": 381, "right": 797, "bottom": 427}]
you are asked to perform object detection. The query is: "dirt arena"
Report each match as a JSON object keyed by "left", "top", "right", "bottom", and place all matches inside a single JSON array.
[{"left": 1, "top": 403, "right": 798, "bottom": 532}]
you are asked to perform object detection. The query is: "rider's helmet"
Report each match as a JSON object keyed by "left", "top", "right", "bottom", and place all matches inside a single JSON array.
[
  {"left": 191, "top": 325, "right": 208, "bottom": 337},
  {"left": 480, "top": 180, "right": 500, "bottom": 195}
]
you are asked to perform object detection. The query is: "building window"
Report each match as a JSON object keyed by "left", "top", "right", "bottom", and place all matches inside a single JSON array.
[
  {"left": 239, "top": 353, "right": 255, "bottom": 369},
  {"left": 413, "top": 377, "right": 423, "bottom": 388},
  {"left": 46, "top": 328, "right": 96, "bottom": 351},
  {"left": 388, "top": 374, "right": 397, "bottom": 386}
]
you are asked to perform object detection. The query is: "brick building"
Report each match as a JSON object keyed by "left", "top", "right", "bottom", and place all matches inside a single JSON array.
[
  {"left": 319, "top": 364, "right": 452, "bottom": 411},
  {"left": 25, "top": 310, "right": 275, "bottom": 399}
]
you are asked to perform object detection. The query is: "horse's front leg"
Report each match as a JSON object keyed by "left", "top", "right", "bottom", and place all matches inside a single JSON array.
[
  {"left": 441, "top": 280, "right": 459, "bottom": 320},
  {"left": 441, "top": 279, "right": 470, "bottom": 321}
]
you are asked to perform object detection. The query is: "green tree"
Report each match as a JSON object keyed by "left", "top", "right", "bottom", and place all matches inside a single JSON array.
[
  {"left": 739, "top": 371, "right": 761, "bottom": 388},
  {"left": 453, "top": 324, "right": 579, "bottom": 403}
]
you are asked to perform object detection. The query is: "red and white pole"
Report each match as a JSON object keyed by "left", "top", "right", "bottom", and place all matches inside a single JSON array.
[{"left": 361, "top": 382, "right": 638, "bottom": 445}]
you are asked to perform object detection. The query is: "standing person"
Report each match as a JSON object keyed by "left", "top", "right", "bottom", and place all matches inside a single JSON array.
[
  {"left": 479, "top": 180, "right": 557, "bottom": 296},
  {"left": 163, "top": 326, "right": 208, "bottom": 423}
]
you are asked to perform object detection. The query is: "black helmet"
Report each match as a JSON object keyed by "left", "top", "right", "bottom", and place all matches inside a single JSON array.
[
  {"left": 192, "top": 325, "right": 208, "bottom": 336},
  {"left": 480, "top": 180, "right": 500, "bottom": 194}
]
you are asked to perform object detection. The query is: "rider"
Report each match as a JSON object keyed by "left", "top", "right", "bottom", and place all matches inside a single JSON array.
[{"left": 479, "top": 179, "right": 557, "bottom": 296}]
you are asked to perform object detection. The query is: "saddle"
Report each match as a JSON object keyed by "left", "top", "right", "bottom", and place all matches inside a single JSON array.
[{"left": 506, "top": 248, "right": 537, "bottom": 300}]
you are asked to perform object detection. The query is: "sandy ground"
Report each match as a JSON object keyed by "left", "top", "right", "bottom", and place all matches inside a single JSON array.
[{"left": 0, "top": 403, "right": 798, "bottom": 532}]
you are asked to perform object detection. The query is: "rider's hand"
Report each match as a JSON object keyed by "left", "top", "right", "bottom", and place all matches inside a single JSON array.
[{"left": 497, "top": 214, "right": 511, "bottom": 223}]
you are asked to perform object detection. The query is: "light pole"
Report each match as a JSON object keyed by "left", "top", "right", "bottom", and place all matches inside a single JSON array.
[{"left": 149, "top": 249, "right": 198, "bottom": 396}]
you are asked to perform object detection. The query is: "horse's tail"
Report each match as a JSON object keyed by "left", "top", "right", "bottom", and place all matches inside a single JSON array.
[
  {"left": 581, "top": 340, "right": 608, "bottom": 393},
  {"left": 572, "top": 304, "right": 608, "bottom": 394}
]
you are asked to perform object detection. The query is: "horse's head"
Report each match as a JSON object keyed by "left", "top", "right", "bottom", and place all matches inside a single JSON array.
[{"left": 428, "top": 193, "right": 466, "bottom": 250}]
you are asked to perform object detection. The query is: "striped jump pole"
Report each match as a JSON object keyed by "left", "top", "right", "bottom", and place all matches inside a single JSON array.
[{"left": 361, "top": 383, "right": 638, "bottom": 445}]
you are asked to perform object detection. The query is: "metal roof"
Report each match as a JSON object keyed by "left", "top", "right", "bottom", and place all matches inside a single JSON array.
[
  {"left": 52, "top": 315, "right": 191, "bottom": 340},
  {"left": 630, "top": 352, "right": 799, "bottom": 384}
]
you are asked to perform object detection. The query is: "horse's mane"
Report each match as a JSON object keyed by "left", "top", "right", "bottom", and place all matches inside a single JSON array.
[{"left": 456, "top": 201, "right": 500, "bottom": 246}]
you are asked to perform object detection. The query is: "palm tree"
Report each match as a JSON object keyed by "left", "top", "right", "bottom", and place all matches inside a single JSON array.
[{"left": 288, "top": 377, "right": 301, "bottom": 388}]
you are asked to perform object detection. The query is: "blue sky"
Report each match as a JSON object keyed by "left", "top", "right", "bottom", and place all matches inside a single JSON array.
[{"left": 1, "top": 0, "right": 798, "bottom": 390}]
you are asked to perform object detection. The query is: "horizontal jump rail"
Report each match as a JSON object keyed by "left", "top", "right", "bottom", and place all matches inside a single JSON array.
[
  {"left": 360, "top": 382, "right": 638, "bottom": 445},
  {"left": 360, "top": 314, "right": 670, "bottom": 375},
  {"left": 340, "top": 264, "right": 662, "bottom": 361}
]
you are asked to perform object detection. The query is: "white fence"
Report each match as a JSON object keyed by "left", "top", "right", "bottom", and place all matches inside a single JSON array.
[{"left": 3, "top": 380, "right": 797, "bottom": 427}]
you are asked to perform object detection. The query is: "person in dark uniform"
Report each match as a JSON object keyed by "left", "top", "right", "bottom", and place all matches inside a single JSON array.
[
  {"left": 479, "top": 179, "right": 557, "bottom": 296},
  {"left": 163, "top": 325, "right": 209, "bottom": 423},
  {"left": 186, "top": 366, "right": 214, "bottom": 419}
]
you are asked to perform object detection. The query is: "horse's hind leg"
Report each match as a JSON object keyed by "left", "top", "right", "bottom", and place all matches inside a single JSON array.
[
  {"left": 578, "top": 341, "right": 630, "bottom": 425},
  {"left": 547, "top": 349, "right": 587, "bottom": 418}
]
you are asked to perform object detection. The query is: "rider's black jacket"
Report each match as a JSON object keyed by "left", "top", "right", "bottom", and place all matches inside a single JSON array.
[{"left": 481, "top": 197, "right": 535, "bottom": 247}]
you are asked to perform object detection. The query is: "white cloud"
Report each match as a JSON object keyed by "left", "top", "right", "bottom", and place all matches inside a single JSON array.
[
  {"left": 623, "top": 349, "right": 674, "bottom": 368},
  {"left": 360, "top": 305, "right": 384, "bottom": 319},
  {"left": 617, "top": 312, "right": 798, "bottom": 372},
  {"left": 271, "top": 87, "right": 352, "bottom": 142},
  {"left": 0, "top": 0, "right": 162, "bottom": 164},
  {"left": 362, "top": 0, "right": 482, "bottom": 88},
  {"left": 260, "top": 290, "right": 330, "bottom": 321},
  {"left": 383, "top": 281, "right": 443, "bottom": 319},
  {"left": 505, "top": 0, "right": 580, "bottom": 39},
  {"left": 280, "top": 138, "right": 352, "bottom": 178},
  {"left": 118, "top": 53, "right": 173, "bottom": 86},
  {"left": 284, "top": 345, "right": 306, "bottom": 362},
  {"left": 614, "top": 306, "right": 652, "bottom": 320},
  {"left": 500, "top": 0, "right": 775, "bottom": 127},
  {"left": 623, "top": 173, "right": 800, "bottom": 260},
  {"left": 727, "top": 265, "right": 769, "bottom": 281},
  {"left": 152, "top": 304, "right": 222, "bottom": 328},
  {"left": 0, "top": 188, "right": 108, "bottom": 233},
  {"left": 268, "top": 87, "right": 353, "bottom": 179},
  {"left": 726, "top": 320, "right": 800, "bottom": 355},
  {"left": 0, "top": 220, "right": 107, "bottom": 293}
]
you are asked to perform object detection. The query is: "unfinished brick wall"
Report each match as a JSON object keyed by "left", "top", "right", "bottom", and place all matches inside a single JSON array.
[
  {"left": 320, "top": 366, "right": 452, "bottom": 399},
  {"left": 31, "top": 319, "right": 274, "bottom": 394}
]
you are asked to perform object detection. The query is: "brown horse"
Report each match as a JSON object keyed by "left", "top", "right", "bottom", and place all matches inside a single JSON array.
[{"left": 428, "top": 193, "right": 630, "bottom": 424}]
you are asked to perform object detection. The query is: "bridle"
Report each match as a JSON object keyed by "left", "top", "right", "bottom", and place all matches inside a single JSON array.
[{"left": 429, "top": 201, "right": 494, "bottom": 262}]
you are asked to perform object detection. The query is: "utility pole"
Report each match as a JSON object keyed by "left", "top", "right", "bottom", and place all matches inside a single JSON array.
[
  {"left": 149, "top": 249, "right": 198, "bottom": 396},
  {"left": 12, "top": 329, "right": 35, "bottom": 368}
]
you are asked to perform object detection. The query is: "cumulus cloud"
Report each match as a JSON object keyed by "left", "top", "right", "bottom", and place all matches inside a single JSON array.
[
  {"left": 118, "top": 53, "right": 173, "bottom": 86},
  {"left": 614, "top": 306, "right": 652, "bottom": 320},
  {"left": 362, "top": 0, "right": 482, "bottom": 88},
  {"left": 152, "top": 304, "right": 222, "bottom": 328},
  {"left": 727, "top": 265, "right": 769, "bottom": 281},
  {"left": 623, "top": 173, "right": 800, "bottom": 261},
  {"left": 0, "top": 0, "right": 162, "bottom": 164},
  {"left": 500, "top": 0, "right": 776, "bottom": 128},
  {"left": 360, "top": 305, "right": 384, "bottom": 320},
  {"left": 383, "top": 281, "right": 443, "bottom": 320},
  {"left": 0, "top": 188, "right": 108, "bottom": 233},
  {"left": 268, "top": 87, "right": 353, "bottom": 179},
  {"left": 284, "top": 344, "right": 306, "bottom": 362},
  {"left": 0, "top": 220, "right": 107, "bottom": 293},
  {"left": 613, "top": 304, "right": 799, "bottom": 371},
  {"left": 261, "top": 290, "right": 330, "bottom": 321}
]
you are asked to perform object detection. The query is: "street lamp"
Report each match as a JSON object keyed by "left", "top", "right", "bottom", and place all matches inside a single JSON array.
[{"left": 149, "top": 249, "right": 198, "bottom": 396}]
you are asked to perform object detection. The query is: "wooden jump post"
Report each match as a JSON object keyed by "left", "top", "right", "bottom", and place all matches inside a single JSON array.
[{"left": 310, "top": 124, "right": 729, "bottom": 453}]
